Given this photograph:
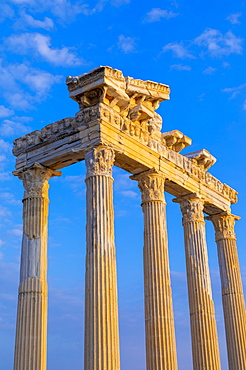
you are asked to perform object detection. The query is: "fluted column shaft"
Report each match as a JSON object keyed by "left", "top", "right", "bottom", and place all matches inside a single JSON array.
[
  {"left": 13, "top": 163, "right": 61, "bottom": 370},
  {"left": 135, "top": 171, "right": 178, "bottom": 370},
  {"left": 209, "top": 213, "right": 246, "bottom": 370},
  {"left": 84, "top": 146, "right": 120, "bottom": 370},
  {"left": 176, "top": 196, "right": 221, "bottom": 370}
]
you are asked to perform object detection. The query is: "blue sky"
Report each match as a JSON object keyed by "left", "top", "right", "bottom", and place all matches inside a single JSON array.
[{"left": 0, "top": 0, "right": 246, "bottom": 369}]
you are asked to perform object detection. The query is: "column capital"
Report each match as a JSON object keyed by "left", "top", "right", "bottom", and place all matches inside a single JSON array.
[
  {"left": 206, "top": 212, "right": 240, "bottom": 241},
  {"left": 131, "top": 169, "right": 165, "bottom": 203},
  {"left": 173, "top": 193, "right": 204, "bottom": 224},
  {"left": 13, "top": 163, "right": 61, "bottom": 199},
  {"left": 85, "top": 146, "right": 115, "bottom": 178}
]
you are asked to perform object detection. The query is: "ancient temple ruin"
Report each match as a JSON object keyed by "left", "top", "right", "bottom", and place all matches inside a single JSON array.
[{"left": 12, "top": 66, "right": 246, "bottom": 370}]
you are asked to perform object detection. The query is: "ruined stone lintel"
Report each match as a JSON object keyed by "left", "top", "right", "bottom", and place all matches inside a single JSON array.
[
  {"left": 66, "top": 66, "right": 170, "bottom": 112},
  {"left": 12, "top": 101, "right": 237, "bottom": 208},
  {"left": 174, "top": 194, "right": 222, "bottom": 370},
  {"left": 133, "top": 169, "right": 178, "bottom": 370},
  {"left": 84, "top": 146, "right": 120, "bottom": 370},
  {"left": 206, "top": 212, "right": 246, "bottom": 370}
]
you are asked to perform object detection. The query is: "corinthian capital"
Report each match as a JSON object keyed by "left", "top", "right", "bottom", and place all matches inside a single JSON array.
[
  {"left": 13, "top": 163, "right": 61, "bottom": 199},
  {"left": 85, "top": 146, "right": 115, "bottom": 177},
  {"left": 174, "top": 195, "right": 204, "bottom": 224},
  {"left": 207, "top": 212, "right": 240, "bottom": 241},
  {"left": 131, "top": 170, "right": 165, "bottom": 203}
]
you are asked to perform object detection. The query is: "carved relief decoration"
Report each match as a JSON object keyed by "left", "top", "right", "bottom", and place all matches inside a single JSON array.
[
  {"left": 178, "top": 197, "right": 204, "bottom": 224},
  {"left": 12, "top": 66, "right": 238, "bottom": 206},
  {"left": 137, "top": 172, "right": 165, "bottom": 203},
  {"left": 13, "top": 163, "right": 61, "bottom": 199},
  {"left": 209, "top": 213, "right": 239, "bottom": 241},
  {"left": 85, "top": 147, "right": 115, "bottom": 177}
]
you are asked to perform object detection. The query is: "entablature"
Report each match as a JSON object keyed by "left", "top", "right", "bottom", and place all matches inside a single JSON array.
[{"left": 12, "top": 66, "right": 237, "bottom": 215}]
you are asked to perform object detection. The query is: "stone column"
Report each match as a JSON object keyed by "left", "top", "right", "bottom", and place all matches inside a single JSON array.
[
  {"left": 174, "top": 195, "right": 221, "bottom": 370},
  {"left": 207, "top": 212, "right": 246, "bottom": 370},
  {"left": 133, "top": 170, "right": 178, "bottom": 370},
  {"left": 13, "top": 163, "right": 61, "bottom": 370},
  {"left": 84, "top": 146, "right": 120, "bottom": 370}
]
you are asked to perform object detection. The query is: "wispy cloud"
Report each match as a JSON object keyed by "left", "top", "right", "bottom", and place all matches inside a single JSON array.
[
  {"left": 15, "top": 12, "right": 55, "bottom": 30},
  {"left": 118, "top": 35, "right": 137, "bottom": 53},
  {"left": 144, "top": 8, "right": 179, "bottom": 23},
  {"left": 221, "top": 83, "right": 246, "bottom": 110},
  {"left": 63, "top": 175, "right": 85, "bottom": 197},
  {"left": 0, "top": 2, "right": 15, "bottom": 23},
  {"left": 0, "top": 140, "right": 12, "bottom": 181},
  {"left": 203, "top": 66, "right": 217, "bottom": 75},
  {"left": 162, "top": 42, "right": 194, "bottom": 59},
  {"left": 170, "top": 64, "right": 191, "bottom": 71},
  {"left": 0, "top": 205, "right": 11, "bottom": 217},
  {"left": 120, "top": 190, "right": 139, "bottom": 199},
  {"left": 0, "top": 60, "right": 62, "bottom": 110},
  {"left": 7, "top": 227, "right": 23, "bottom": 237},
  {"left": 6, "top": 32, "right": 83, "bottom": 66},
  {"left": 194, "top": 28, "right": 243, "bottom": 57},
  {"left": 221, "top": 83, "right": 246, "bottom": 99},
  {"left": 111, "top": 0, "right": 130, "bottom": 7},
  {"left": 0, "top": 192, "right": 21, "bottom": 205},
  {"left": 226, "top": 12, "right": 242, "bottom": 25},
  {"left": 9, "top": 0, "right": 129, "bottom": 23},
  {"left": 0, "top": 105, "right": 14, "bottom": 118},
  {"left": 0, "top": 139, "right": 12, "bottom": 152},
  {"left": 0, "top": 116, "right": 32, "bottom": 137}
]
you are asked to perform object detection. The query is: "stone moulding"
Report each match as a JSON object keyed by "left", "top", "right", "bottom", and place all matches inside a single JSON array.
[{"left": 12, "top": 66, "right": 238, "bottom": 212}]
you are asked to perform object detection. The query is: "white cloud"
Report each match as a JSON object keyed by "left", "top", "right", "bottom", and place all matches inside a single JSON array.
[
  {"left": 118, "top": 35, "right": 137, "bottom": 54},
  {"left": 0, "top": 172, "right": 12, "bottom": 181},
  {"left": 0, "top": 106, "right": 14, "bottom": 118},
  {"left": 9, "top": 0, "right": 126, "bottom": 22},
  {"left": 120, "top": 190, "right": 139, "bottom": 199},
  {"left": 0, "top": 60, "right": 62, "bottom": 110},
  {"left": 16, "top": 12, "right": 54, "bottom": 30},
  {"left": 0, "top": 117, "right": 32, "bottom": 137},
  {"left": 221, "top": 83, "right": 246, "bottom": 96},
  {"left": 111, "top": 0, "right": 130, "bottom": 6},
  {"left": 170, "top": 64, "right": 191, "bottom": 71},
  {"left": 0, "top": 3, "right": 15, "bottom": 23},
  {"left": 6, "top": 33, "right": 83, "bottom": 66},
  {"left": 0, "top": 205, "right": 11, "bottom": 217},
  {"left": 0, "top": 239, "right": 5, "bottom": 247},
  {"left": 0, "top": 192, "right": 21, "bottom": 205},
  {"left": 222, "top": 84, "right": 246, "bottom": 109},
  {"left": 203, "top": 66, "right": 217, "bottom": 75},
  {"left": 194, "top": 28, "right": 243, "bottom": 57},
  {"left": 7, "top": 228, "right": 23, "bottom": 236},
  {"left": 144, "top": 8, "right": 179, "bottom": 23},
  {"left": 8, "top": 64, "right": 62, "bottom": 94},
  {"left": 9, "top": 0, "right": 89, "bottom": 20},
  {"left": 162, "top": 42, "right": 194, "bottom": 59},
  {"left": 226, "top": 12, "right": 242, "bottom": 25},
  {"left": 0, "top": 139, "right": 12, "bottom": 152},
  {"left": 222, "top": 61, "right": 231, "bottom": 68}
]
